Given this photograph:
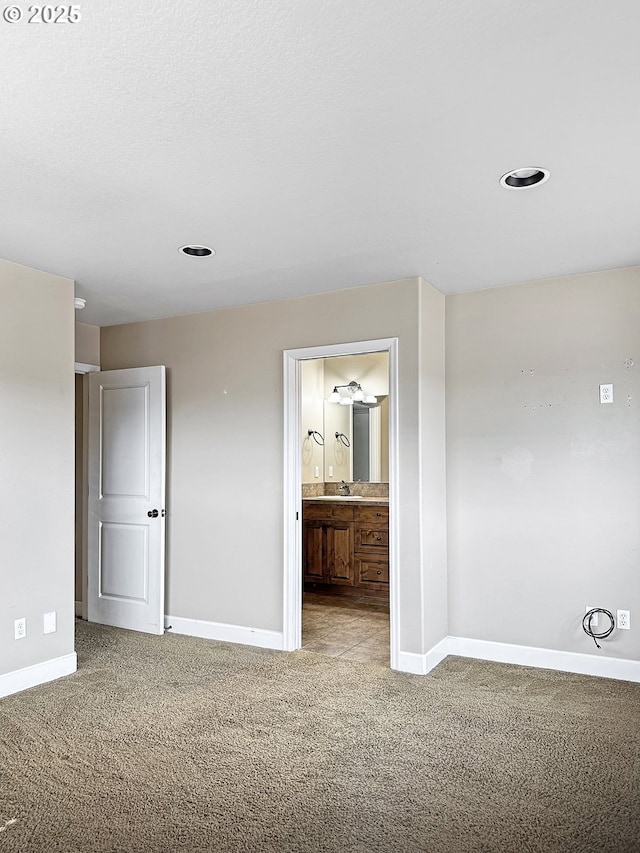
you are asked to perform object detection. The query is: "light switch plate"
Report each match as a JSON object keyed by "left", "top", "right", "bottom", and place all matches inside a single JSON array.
[{"left": 43, "top": 611, "right": 57, "bottom": 634}]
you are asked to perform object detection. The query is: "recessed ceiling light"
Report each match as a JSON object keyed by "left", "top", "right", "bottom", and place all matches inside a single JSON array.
[
  {"left": 500, "top": 167, "right": 550, "bottom": 189},
  {"left": 74, "top": 297, "right": 86, "bottom": 310},
  {"left": 179, "top": 245, "right": 215, "bottom": 257}
]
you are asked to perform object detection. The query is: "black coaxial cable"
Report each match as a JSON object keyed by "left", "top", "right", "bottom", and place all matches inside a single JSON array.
[{"left": 582, "top": 608, "right": 615, "bottom": 649}]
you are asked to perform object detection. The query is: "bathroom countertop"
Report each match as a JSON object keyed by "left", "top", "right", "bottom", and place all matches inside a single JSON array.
[{"left": 302, "top": 496, "right": 389, "bottom": 506}]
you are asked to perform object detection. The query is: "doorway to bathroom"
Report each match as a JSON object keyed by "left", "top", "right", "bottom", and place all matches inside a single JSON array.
[
  {"left": 300, "top": 351, "right": 390, "bottom": 663},
  {"left": 282, "top": 338, "right": 399, "bottom": 669}
]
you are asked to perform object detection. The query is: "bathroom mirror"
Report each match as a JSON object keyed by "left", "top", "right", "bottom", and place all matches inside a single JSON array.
[{"left": 323, "top": 396, "right": 388, "bottom": 483}]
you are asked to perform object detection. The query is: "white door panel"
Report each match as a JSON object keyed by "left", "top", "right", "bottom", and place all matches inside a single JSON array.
[
  {"left": 101, "top": 385, "right": 150, "bottom": 497},
  {"left": 99, "top": 522, "right": 149, "bottom": 601},
  {"left": 88, "top": 366, "right": 166, "bottom": 634}
]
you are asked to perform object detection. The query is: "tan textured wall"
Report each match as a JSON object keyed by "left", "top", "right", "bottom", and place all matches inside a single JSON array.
[
  {"left": 0, "top": 259, "right": 75, "bottom": 676},
  {"left": 446, "top": 266, "right": 640, "bottom": 660},
  {"left": 101, "top": 278, "right": 446, "bottom": 656}
]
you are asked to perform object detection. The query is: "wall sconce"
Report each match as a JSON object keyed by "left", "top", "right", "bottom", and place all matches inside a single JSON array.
[{"left": 327, "top": 380, "right": 377, "bottom": 406}]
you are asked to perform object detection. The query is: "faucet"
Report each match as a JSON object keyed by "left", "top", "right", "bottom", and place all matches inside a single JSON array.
[{"left": 338, "top": 480, "right": 351, "bottom": 496}]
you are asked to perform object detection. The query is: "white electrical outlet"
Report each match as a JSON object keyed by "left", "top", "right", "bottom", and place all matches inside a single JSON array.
[
  {"left": 585, "top": 607, "right": 599, "bottom": 628},
  {"left": 14, "top": 617, "right": 26, "bottom": 640},
  {"left": 617, "top": 609, "right": 631, "bottom": 630},
  {"left": 43, "top": 611, "right": 57, "bottom": 634},
  {"left": 599, "top": 383, "right": 614, "bottom": 404}
]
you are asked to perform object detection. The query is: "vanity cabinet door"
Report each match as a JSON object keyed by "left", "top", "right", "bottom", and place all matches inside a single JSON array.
[
  {"left": 303, "top": 521, "right": 325, "bottom": 583},
  {"left": 326, "top": 521, "right": 355, "bottom": 586}
]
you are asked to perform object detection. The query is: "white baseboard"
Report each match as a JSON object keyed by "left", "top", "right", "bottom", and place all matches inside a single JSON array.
[
  {"left": 395, "top": 651, "right": 427, "bottom": 675},
  {"left": 447, "top": 636, "right": 640, "bottom": 683},
  {"left": 395, "top": 637, "right": 639, "bottom": 682},
  {"left": 0, "top": 652, "right": 77, "bottom": 699},
  {"left": 164, "top": 620, "right": 639, "bottom": 683},
  {"left": 396, "top": 638, "right": 449, "bottom": 675},
  {"left": 165, "top": 615, "right": 284, "bottom": 651}
]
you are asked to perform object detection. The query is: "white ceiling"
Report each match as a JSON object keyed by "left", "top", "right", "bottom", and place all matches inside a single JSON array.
[{"left": 2, "top": 1, "right": 639, "bottom": 326}]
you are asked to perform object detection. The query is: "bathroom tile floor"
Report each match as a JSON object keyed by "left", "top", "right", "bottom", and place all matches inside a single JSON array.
[{"left": 301, "top": 592, "right": 390, "bottom": 666}]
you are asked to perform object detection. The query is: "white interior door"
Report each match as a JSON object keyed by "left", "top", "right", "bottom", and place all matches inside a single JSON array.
[{"left": 87, "top": 366, "right": 166, "bottom": 634}]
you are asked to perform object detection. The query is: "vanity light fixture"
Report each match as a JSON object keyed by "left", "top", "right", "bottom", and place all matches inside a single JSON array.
[
  {"left": 327, "top": 381, "right": 377, "bottom": 406},
  {"left": 500, "top": 167, "right": 550, "bottom": 189}
]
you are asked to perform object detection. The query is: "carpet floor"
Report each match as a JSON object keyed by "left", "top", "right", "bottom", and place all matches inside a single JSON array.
[{"left": 1, "top": 620, "right": 639, "bottom": 852}]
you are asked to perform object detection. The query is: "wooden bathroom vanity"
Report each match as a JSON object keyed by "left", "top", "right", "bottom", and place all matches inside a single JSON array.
[{"left": 302, "top": 498, "right": 389, "bottom": 599}]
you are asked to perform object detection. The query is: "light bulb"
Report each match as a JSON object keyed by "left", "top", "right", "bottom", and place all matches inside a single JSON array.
[
  {"left": 353, "top": 387, "right": 364, "bottom": 401},
  {"left": 339, "top": 397, "right": 353, "bottom": 405},
  {"left": 327, "top": 389, "right": 340, "bottom": 403},
  {"left": 364, "top": 395, "right": 377, "bottom": 404}
]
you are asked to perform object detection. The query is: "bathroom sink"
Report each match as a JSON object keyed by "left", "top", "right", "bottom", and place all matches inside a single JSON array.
[{"left": 308, "top": 495, "right": 364, "bottom": 500}]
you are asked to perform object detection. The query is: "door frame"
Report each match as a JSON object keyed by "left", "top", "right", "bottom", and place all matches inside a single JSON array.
[
  {"left": 74, "top": 362, "right": 100, "bottom": 622},
  {"left": 283, "top": 337, "right": 400, "bottom": 669}
]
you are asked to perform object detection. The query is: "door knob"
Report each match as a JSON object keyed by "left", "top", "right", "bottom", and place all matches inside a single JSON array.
[{"left": 147, "top": 509, "right": 159, "bottom": 518}]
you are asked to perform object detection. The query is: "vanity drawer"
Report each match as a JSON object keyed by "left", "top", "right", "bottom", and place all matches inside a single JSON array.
[
  {"left": 355, "top": 526, "right": 389, "bottom": 549},
  {"left": 303, "top": 503, "right": 355, "bottom": 521},
  {"left": 356, "top": 557, "right": 389, "bottom": 588},
  {"left": 355, "top": 505, "right": 389, "bottom": 524}
]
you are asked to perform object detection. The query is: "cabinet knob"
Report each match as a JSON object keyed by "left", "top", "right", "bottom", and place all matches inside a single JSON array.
[
  {"left": 376, "top": 536, "right": 382, "bottom": 541},
  {"left": 376, "top": 570, "right": 382, "bottom": 575},
  {"left": 376, "top": 512, "right": 382, "bottom": 517}
]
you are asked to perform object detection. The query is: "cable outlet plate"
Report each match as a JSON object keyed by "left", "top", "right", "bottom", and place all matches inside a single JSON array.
[
  {"left": 617, "top": 609, "right": 631, "bottom": 630},
  {"left": 585, "top": 607, "right": 599, "bottom": 628},
  {"left": 43, "top": 611, "right": 57, "bottom": 634}
]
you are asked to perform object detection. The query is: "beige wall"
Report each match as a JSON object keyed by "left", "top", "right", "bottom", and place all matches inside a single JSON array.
[
  {"left": 101, "top": 277, "right": 447, "bottom": 656},
  {"left": 419, "top": 280, "right": 448, "bottom": 649},
  {"left": 446, "top": 266, "right": 640, "bottom": 659},
  {"left": 323, "top": 353, "right": 389, "bottom": 397},
  {"left": 75, "top": 322, "right": 100, "bottom": 365},
  {"left": 0, "top": 259, "right": 75, "bottom": 677},
  {"left": 323, "top": 396, "right": 351, "bottom": 482},
  {"left": 301, "top": 359, "right": 324, "bottom": 484}
]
